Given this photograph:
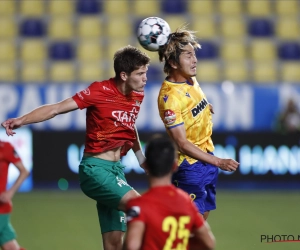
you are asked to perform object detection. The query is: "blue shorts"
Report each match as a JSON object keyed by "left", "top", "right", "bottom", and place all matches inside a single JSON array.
[{"left": 172, "top": 154, "right": 218, "bottom": 214}]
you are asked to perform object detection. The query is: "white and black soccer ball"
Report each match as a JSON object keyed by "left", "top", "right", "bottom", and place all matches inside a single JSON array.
[{"left": 137, "top": 17, "right": 171, "bottom": 52}]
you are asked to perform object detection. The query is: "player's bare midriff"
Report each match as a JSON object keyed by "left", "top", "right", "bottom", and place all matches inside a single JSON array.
[{"left": 84, "top": 146, "right": 122, "bottom": 162}]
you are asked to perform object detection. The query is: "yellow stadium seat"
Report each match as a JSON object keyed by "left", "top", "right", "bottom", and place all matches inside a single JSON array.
[
  {"left": 163, "top": 15, "right": 188, "bottom": 31},
  {"left": 106, "top": 17, "right": 132, "bottom": 38},
  {"left": 275, "top": 0, "right": 298, "bottom": 16},
  {"left": 196, "top": 61, "right": 220, "bottom": 83},
  {"left": 220, "top": 17, "right": 245, "bottom": 39},
  {"left": 0, "top": 1, "right": 16, "bottom": 16},
  {"left": 250, "top": 39, "right": 276, "bottom": 62},
  {"left": 218, "top": 0, "right": 242, "bottom": 16},
  {"left": 276, "top": 17, "right": 300, "bottom": 40},
  {"left": 221, "top": 41, "right": 247, "bottom": 61},
  {"left": 0, "top": 18, "right": 17, "bottom": 39},
  {"left": 0, "top": 41, "right": 16, "bottom": 62},
  {"left": 252, "top": 62, "right": 277, "bottom": 83},
  {"left": 20, "top": 39, "right": 46, "bottom": 62},
  {"left": 77, "top": 40, "right": 103, "bottom": 62},
  {"left": 103, "top": 0, "right": 129, "bottom": 15},
  {"left": 191, "top": 17, "right": 216, "bottom": 39},
  {"left": 49, "top": 1, "right": 74, "bottom": 16},
  {"left": 20, "top": 0, "right": 44, "bottom": 16},
  {"left": 224, "top": 62, "right": 248, "bottom": 82},
  {"left": 133, "top": 1, "right": 160, "bottom": 17},
  {"left": 78, "top": 17, "right": 102, "bottom": 39},
  {"left": 281, "top": 62, "right": 300, "bottom": 82},
  {"left": 21, "top": 63, "right": 46, "bottom": 83},
  {"left": 188, "top": 1, "right": 214, "bottom": 15},
  {"left": 78, "top": 63, "right": 103, "bottom": 83},
  {"left": 247, "top": 0, "right": 271, "bottom": 16},
  {"left": 0, "top": 63, "right": 16, "bottom": 82},
  {"left": 48, "top": 18, "right": 74, "bottom": 40},
  {"left": 49, "top": 62, "right": 76, "bottom": 83}
]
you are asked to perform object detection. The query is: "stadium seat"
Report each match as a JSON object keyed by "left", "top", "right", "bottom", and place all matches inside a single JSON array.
[
  {"left": 133, "top": 1, "right": 160, "bottom": 17},
  {"left": 252, "top": 62, "right": 277, "bottom": 83},
  {"left": 247, "top": 0, "right": 272, "bottom": 16},
  {"left": 49, "top": 42, "right": 74, "bottom": 61},
  {"left": 278, "top": 42, "right": 300, "bottom": 60},
  {"left": 250, "top": 39, "right": 276, "bottom": 62},
  {"left": 77, "top": 17, "right": 102, "bottom": 39},
  {"left": 191, "top": 17, "right": 217, "bottom": 40},
  {"left": 77, "top": 40, "right": 103, "bottom": 62},
  {"left": 78, "top": 63, "right": 103, "bottom": 83},
  {"left": 188, "top": 1, "right": 214, "bottom": 15},
  {"left": 20, "top": 18, "right": 45, "bottom": 37},
  {"left": 49, "top": 62, "right": 76, "bottom": 83},
  {"left": 221, "top": 41, "right": 246, "bottom": 61},
  {"left": 281, "top": 62, "right": 300, "bottom": 82},
  {"left": 248, "top": 18, "right": 274, "bottom": 37},
  {"left": 48, "top": 18, "right": 74, "bottom": 40},
  {"left": 0, "top": 18, "right": 17, "bottom": 39},
  {"left": 161, "top": 0, "right": 187, "bottom": 14},
  {"left": 106, "top": 17, "right": 132, "bottom": 38},
  {"left": 76, "top": 0, "right": 102, "bottom": 15},
  {"left": 49, "top": 1, "right": 74, "bottom": 16},
  {"left": 218, "top": 0, "right": 242, "bottom": 16},
  {"left": 0, "top": 63, "right": 16, "bottom": 82},
  {"left": 275, "top": 1, "right": 298, "bottom": 16},
  {"left": 276, "top": 17, "right": 300, "bottom": 40},
  {"left": 0, "top": 1, "right": 16, "bottom": 16},
  {"left": 163, "top": 15, "right": 188, "bottom": 31},
  {"left": 103, "top": 0, "right": 129, "bottom": 15},
  {"left": 224, "top": 62, "right": 248, "bottom": 82},
  {"left": 20, "top": 39, "right": 46, "bottom": 62},
  {"left": 0, "top": 41, "right": 16, "bottom": 62},
  {"left": 21, "top": 63, "right": 47, "bottom": 83},
  {"left": 220, "top": 17, "right": 246, "bottom": 39},
  {"left": 196, "top": 41, "right": 218, "bottom": 60},
  {"left": 20, "top": 0, "right": 44, "bottom": 17},
  {"left": 196, "top": 61, "right": 220, "bottom": 83}
]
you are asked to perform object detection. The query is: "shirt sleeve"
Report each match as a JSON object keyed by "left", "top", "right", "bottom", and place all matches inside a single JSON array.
[
  {"left": 5, "top": 143, "right": 21, "bottom": 164},
  {"left": 159, "top": 94, "right": 184, "bottom": 129},
  {"left": 126, "top": 199, "right": 146, "bottom": 224},
  {"left": 72, "top": 81, "right": 100, "bottom": 110}
]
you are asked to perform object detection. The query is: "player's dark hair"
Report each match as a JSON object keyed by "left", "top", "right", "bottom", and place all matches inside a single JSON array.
[
  {"left": 158, "top": 25, "right": 201, "bottom": 75},
  {"left": 114, "top": 45, "right": 150, "bottom": 80},
  {"left": 145, "top": 136, "right": 177, "bottom": 177}
]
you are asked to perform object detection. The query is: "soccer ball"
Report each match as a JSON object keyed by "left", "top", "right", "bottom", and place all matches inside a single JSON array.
[{"left": 137, "top": 17, "right": 171, "bottom": 52}]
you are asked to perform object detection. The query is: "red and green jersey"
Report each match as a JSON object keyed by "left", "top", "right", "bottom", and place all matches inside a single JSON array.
[
  {"left": 72, "top": 78, "right": 144, "bottom": 156},
  {"left": 0, "top": 140, "right": 21, "bottom": 213},
  {"left": 126, "top": 185, "right": 204, "bottom": 250}
]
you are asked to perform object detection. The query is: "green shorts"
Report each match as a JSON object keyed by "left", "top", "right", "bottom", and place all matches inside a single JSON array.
[
  {"left": 0, "top": 214, "right": 16, "bottom": 246},
  {"left": 79, "top": 156, "right": 133, "bottom": 233}
]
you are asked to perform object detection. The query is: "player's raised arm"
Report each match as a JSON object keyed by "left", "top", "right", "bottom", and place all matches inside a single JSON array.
[{"left": 1, "top": 97, "right": 79, "bottom": 136}]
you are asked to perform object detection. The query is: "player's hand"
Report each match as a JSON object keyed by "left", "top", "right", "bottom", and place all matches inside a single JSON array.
[
  {"left": 0, "top": 190, "right": 13, "bottom": 203},
  {"left": 208, "top": 103, "right": 214, "bottom": 114},
  {"left": 217, "top": 158, "right": 239, "bottom": 172},
  {"left": 1, "top": 118, "right": 22, "bottom": 136}
]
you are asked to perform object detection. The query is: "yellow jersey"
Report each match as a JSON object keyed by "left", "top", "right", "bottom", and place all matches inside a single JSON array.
[{"left": 157, "top": 77, "right": 214, "bottom": 165}]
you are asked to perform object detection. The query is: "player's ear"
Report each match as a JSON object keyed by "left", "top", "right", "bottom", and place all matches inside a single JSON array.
[
  {"left": 169, "top": 60, "right": 177, "bottom": 69},
  {"left": 120, "top": 71, "right": 128, "bottom": 81}
]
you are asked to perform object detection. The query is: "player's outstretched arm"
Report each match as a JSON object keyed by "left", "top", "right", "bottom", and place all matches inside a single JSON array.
[
  {"left": 1, "top": 97, "right": 79, "bottom": 136},
  {"left": 189, "top": 221, "right": 216, "bottom": 250},
  {"left": 168, "top": 125, "right": 239, "bottom": 172}
]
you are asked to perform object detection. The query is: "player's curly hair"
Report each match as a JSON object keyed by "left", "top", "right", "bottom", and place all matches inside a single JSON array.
[{"left": 158, "top": 25, "right": 201, "bottom": 75}]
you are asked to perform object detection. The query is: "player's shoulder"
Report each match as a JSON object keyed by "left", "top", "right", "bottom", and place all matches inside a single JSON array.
[{"left": 0, "top": 140, "right": 13, "bottom": 149}]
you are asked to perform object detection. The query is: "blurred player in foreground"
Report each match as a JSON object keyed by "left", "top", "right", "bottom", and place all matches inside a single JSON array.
[
  {"left": 1, "top": 45, "right": 150, "bottom": 250},
  {"left": 125, "top": 137, "right": 215, "bottom": 250},
  {"left": 157, "top": 27, "right": 239, "bottom": 219},
  {"left": 0, "top": 139, "right": 29, "bottom": 250}
]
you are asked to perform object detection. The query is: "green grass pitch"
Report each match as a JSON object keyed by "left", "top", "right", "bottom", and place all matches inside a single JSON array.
[{"left": 11, "top": 190, "right": 300, "bottom": 250}]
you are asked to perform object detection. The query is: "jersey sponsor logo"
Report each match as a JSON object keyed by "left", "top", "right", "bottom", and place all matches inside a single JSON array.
[
  {"left": 116, "top": 176, "right": 129, "bottom": 187},
  {"left": 82, "top": 88, "right": 90, "bottom": 95},
  {"left": 163, "top": 94, "right": 169, "bottom": 103},
  {"left": 164, "top": 109, "right": 176, "bottom": 125},
  {"left": 191, "top": 98, "right": 208, "bottom": 117},
  {"left": 126, "top": 206, "right": 140, "bottom": 222},
  {"left": 112, "top": 107, "right": 139, "bottom": 130}
]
